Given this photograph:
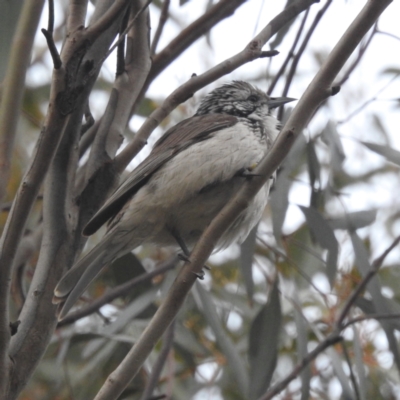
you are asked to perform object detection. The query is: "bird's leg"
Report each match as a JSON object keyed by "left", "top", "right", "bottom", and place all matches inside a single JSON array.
[{"left": 168, "top": 228, "right": 206, "bottom": 280}]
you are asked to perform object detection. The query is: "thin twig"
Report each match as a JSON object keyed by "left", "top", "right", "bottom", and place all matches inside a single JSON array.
[
  {"left": 57, "top": 256, "right": 178, "bottom": 327},
  {"left": 338, "top": 72, "right": 400, "bottom": 124},
  {"left": 48, "top": 0, "right": 55, "bottom": 33},
  {"left": 278, "top": 0, "right": 333, "bottom": 120},
  {"left": 150, "top": 0, "right": 170, "bottom": 55},
  {"left": 41, "top": 29, "right": 62, "bottom": 69},
  {"left": 41, "top": 0, "right": 62, "bottom": 69},
  {"left": 336, "top": 23, "right": 377, "bottom": 87},
  {"left": 148, "top": 0, "right": 248, "bottom": 82},
  {"left": 336, "top": 234, "right": 400, "bottom": 329},
  {"left": 104, "top": 0, "right": 153, "bottom": 61},
  {"left": 268, "top": 7, "right": 309, "bottom": 95},
  {"left": 341, "top": 341, "right": 361, "bottom": 400},
  {"left": 85, "top": 0, "right": 131, "bottom": 44},
  {"left": 140, "top": 321, "right": 175, "bottom": 400},
  {"left": 260, "top": 334, "right": 343, "bottom": 400},
  {"left": 342, "top": 312, "right": 400, "bottom": 330},
  {"left": 116, "top": 6, "right": 130, "bottom": 76}
]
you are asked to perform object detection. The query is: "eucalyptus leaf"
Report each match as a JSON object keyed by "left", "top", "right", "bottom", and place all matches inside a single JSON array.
[
  {"left": 350, "top": 232, "right": 400, "bottom": 372},
  {"left": 270, "top": 133, "right": 307, "bottom": 241},
  {"left": 299, "top": 206, "right": 338, "bottom": 285},
  {"left": 361, "top": 141, "right": 400, "bottom": 166},
  {"left": 328, "top": 209, "right": 377, "bottom": 230},
  {"left": 239, "top": 225, "right": 257, "bottom": 303},
  {"left": 194, "top": 283, "right": 249, "bottom": 396},
  {"left": 248, "top": 280, "right": 281, "bottom": 400},
  {"left": 321, "top": 122, "right": 345, "bottom": 171},
  {"left": 82, "top": 288, "right": 158, "bottom": 358}
]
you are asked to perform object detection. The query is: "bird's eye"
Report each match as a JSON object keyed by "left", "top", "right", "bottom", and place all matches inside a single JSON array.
[{"left": 247, "top": 94, "right": 259, "bottom": 103}]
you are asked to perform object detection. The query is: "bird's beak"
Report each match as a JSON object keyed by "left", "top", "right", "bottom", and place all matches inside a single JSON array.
[{"left": 268, "top": 97, "right": 296, "bottom": 109}]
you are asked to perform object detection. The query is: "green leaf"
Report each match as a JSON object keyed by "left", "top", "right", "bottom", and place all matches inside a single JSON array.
[
  {"left": 194, "top": 282, "right": 249, "bottom": 396},
  {"left": 361, "top": 141, "right": 400, "bottom": 166},
  {"left": 327, "top": 210, "right": 377, "bottom": 230},
  {"left": 248, "top": 280, "right": 281, "bottom": 400},
  {"left": 299, "top": 206, "right": 338, "bottom": 285},
  {"left": 239, "top": 225, "right": 257, "bottom": 303},
  {"left": 321, "top": 122, "right": 345, "bottom": 171}
]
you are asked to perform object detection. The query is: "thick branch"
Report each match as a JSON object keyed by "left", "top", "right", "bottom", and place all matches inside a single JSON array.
[{"left": 0, "top": 4, "right": 47, "bottom": 382}]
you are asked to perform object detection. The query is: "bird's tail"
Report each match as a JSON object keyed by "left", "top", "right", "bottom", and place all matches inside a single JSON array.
[{"left": 53, "top": 232, "right": 129, "bottom": 320}]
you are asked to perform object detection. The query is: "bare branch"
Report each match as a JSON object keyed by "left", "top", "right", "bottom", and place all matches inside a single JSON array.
[
  {"left": 84, "top": 0, "right": 131, "bottom": 44},
  {"left": 338, "top": 72, "right": 399, "bottom": 124},
  {"left": 336, "top": 234, "right": 400, "bottom": 329},
  {"left": 268, "top": 7, "right": 310, "bottom": 95},
  {"left": 0, "top": 0, "right": 60, "bottom": 391},
  {"left": 140, "top": 321, "right": 175, "bottom": 400},
  {"left": 57, "top": 256, "right": 177, "bottom": 327},
  {"left": 278, "top": 0, "right": 333, "bottom": 120},
  {"left": 260, "top": 334, "right": 343, "bottom": 400},
  {"left": 77, "top": 0, "right": 152, "bottom": 234},
  {"left": 148, "top": 0, "right": 248, "bottom": 82},
  {"left": 342, "top": 312, "right": 400, "bottom": 330},
  {"left": 67, "top": 0, "right": 89, "bottom": 32},
  {"left": 41, "top": 28, "right": 62, "bottom": 69},
  {"left": 150, "top": 0, "right": 170, "bottom": 55},
  {"left": 336, "top": 23, "right": 377, "bottom": 86},
  {"left": 0, "top": 0, "right": 45, "bottom": 204},
  {"left": 105, "top": 0, "right": 152, "bottom": 61}
]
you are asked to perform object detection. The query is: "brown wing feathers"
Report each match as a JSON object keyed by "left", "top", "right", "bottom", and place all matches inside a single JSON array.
[{"left": 82, "top": 114, "right": 237, "bottom": 236}]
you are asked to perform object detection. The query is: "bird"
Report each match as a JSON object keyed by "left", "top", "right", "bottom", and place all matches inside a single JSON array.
[{"left": 53, "top": 81, "right": 294, "bottom": 320}]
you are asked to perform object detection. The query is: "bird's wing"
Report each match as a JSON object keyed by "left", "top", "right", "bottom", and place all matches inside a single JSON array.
[{"left": 83, "top": 114, "right": 238, "bottom": 236}]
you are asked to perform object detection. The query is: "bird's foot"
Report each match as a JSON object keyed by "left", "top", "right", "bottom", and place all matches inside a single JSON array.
[
  {"left": 237, "top": 163, "right": 262, "bottom": 178},
  {"left": 193, "top": 270, "right": 205, "bottom": 280}
]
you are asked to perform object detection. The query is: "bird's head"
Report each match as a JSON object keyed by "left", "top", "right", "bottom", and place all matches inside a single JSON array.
[{"left": 195, "top": 81, "right": 295, "bottom": 121}]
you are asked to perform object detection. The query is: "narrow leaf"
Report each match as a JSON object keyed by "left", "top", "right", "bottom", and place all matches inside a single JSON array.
[
  {"left": 299, "top": 206, "right": 338, "bottom": 285},
  {"left": 350, "top": 232, "right": 400, "bottom": 372},
  {"left": 270, "top": 134, "right": 307, "bottom": 241},
  {"left": 293, "top": 291, "right": 310, "bottom": 400},
  {"left": 239, "top": 225, "right": 257, "bottom": 303},
  {"left": 328, "top": 210, "right": 377, "bottom": 230},
  {"left": 248, "top": 280, "right": 281, "bottom": 400},
  {"left": 194, "top": 283, "right": 249, "bottom": 396},
  {"left": 321, "top": 122, "right": 345, "bottom": 171},
  {"left": 361, "top": 141, "right": 400, "bottom": 166}
]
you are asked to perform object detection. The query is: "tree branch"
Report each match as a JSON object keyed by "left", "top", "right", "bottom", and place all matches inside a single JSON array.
[
  {"left": 336, "top": 234, "right": 400, "bottom": 329},
  {"left": 57, "top": 256, "right": 177, "bottom": 327},
  {"left": 140, "top": 321, "right": 175, "bottom": 400},
  {"left": 148, "top": 0, "right": 248, "bottom": 82},
  {"left": 0, "top": 3, "right": 47, "bottom": 382},
  {"left": 260, "top": 334, "right": 344, "bottom": 400},
  {"left": 150, "top": 0, "right": 170, "bottom": 55},
  {"left": 268, "top": 7, "right": 309, "bottom": 95}
]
